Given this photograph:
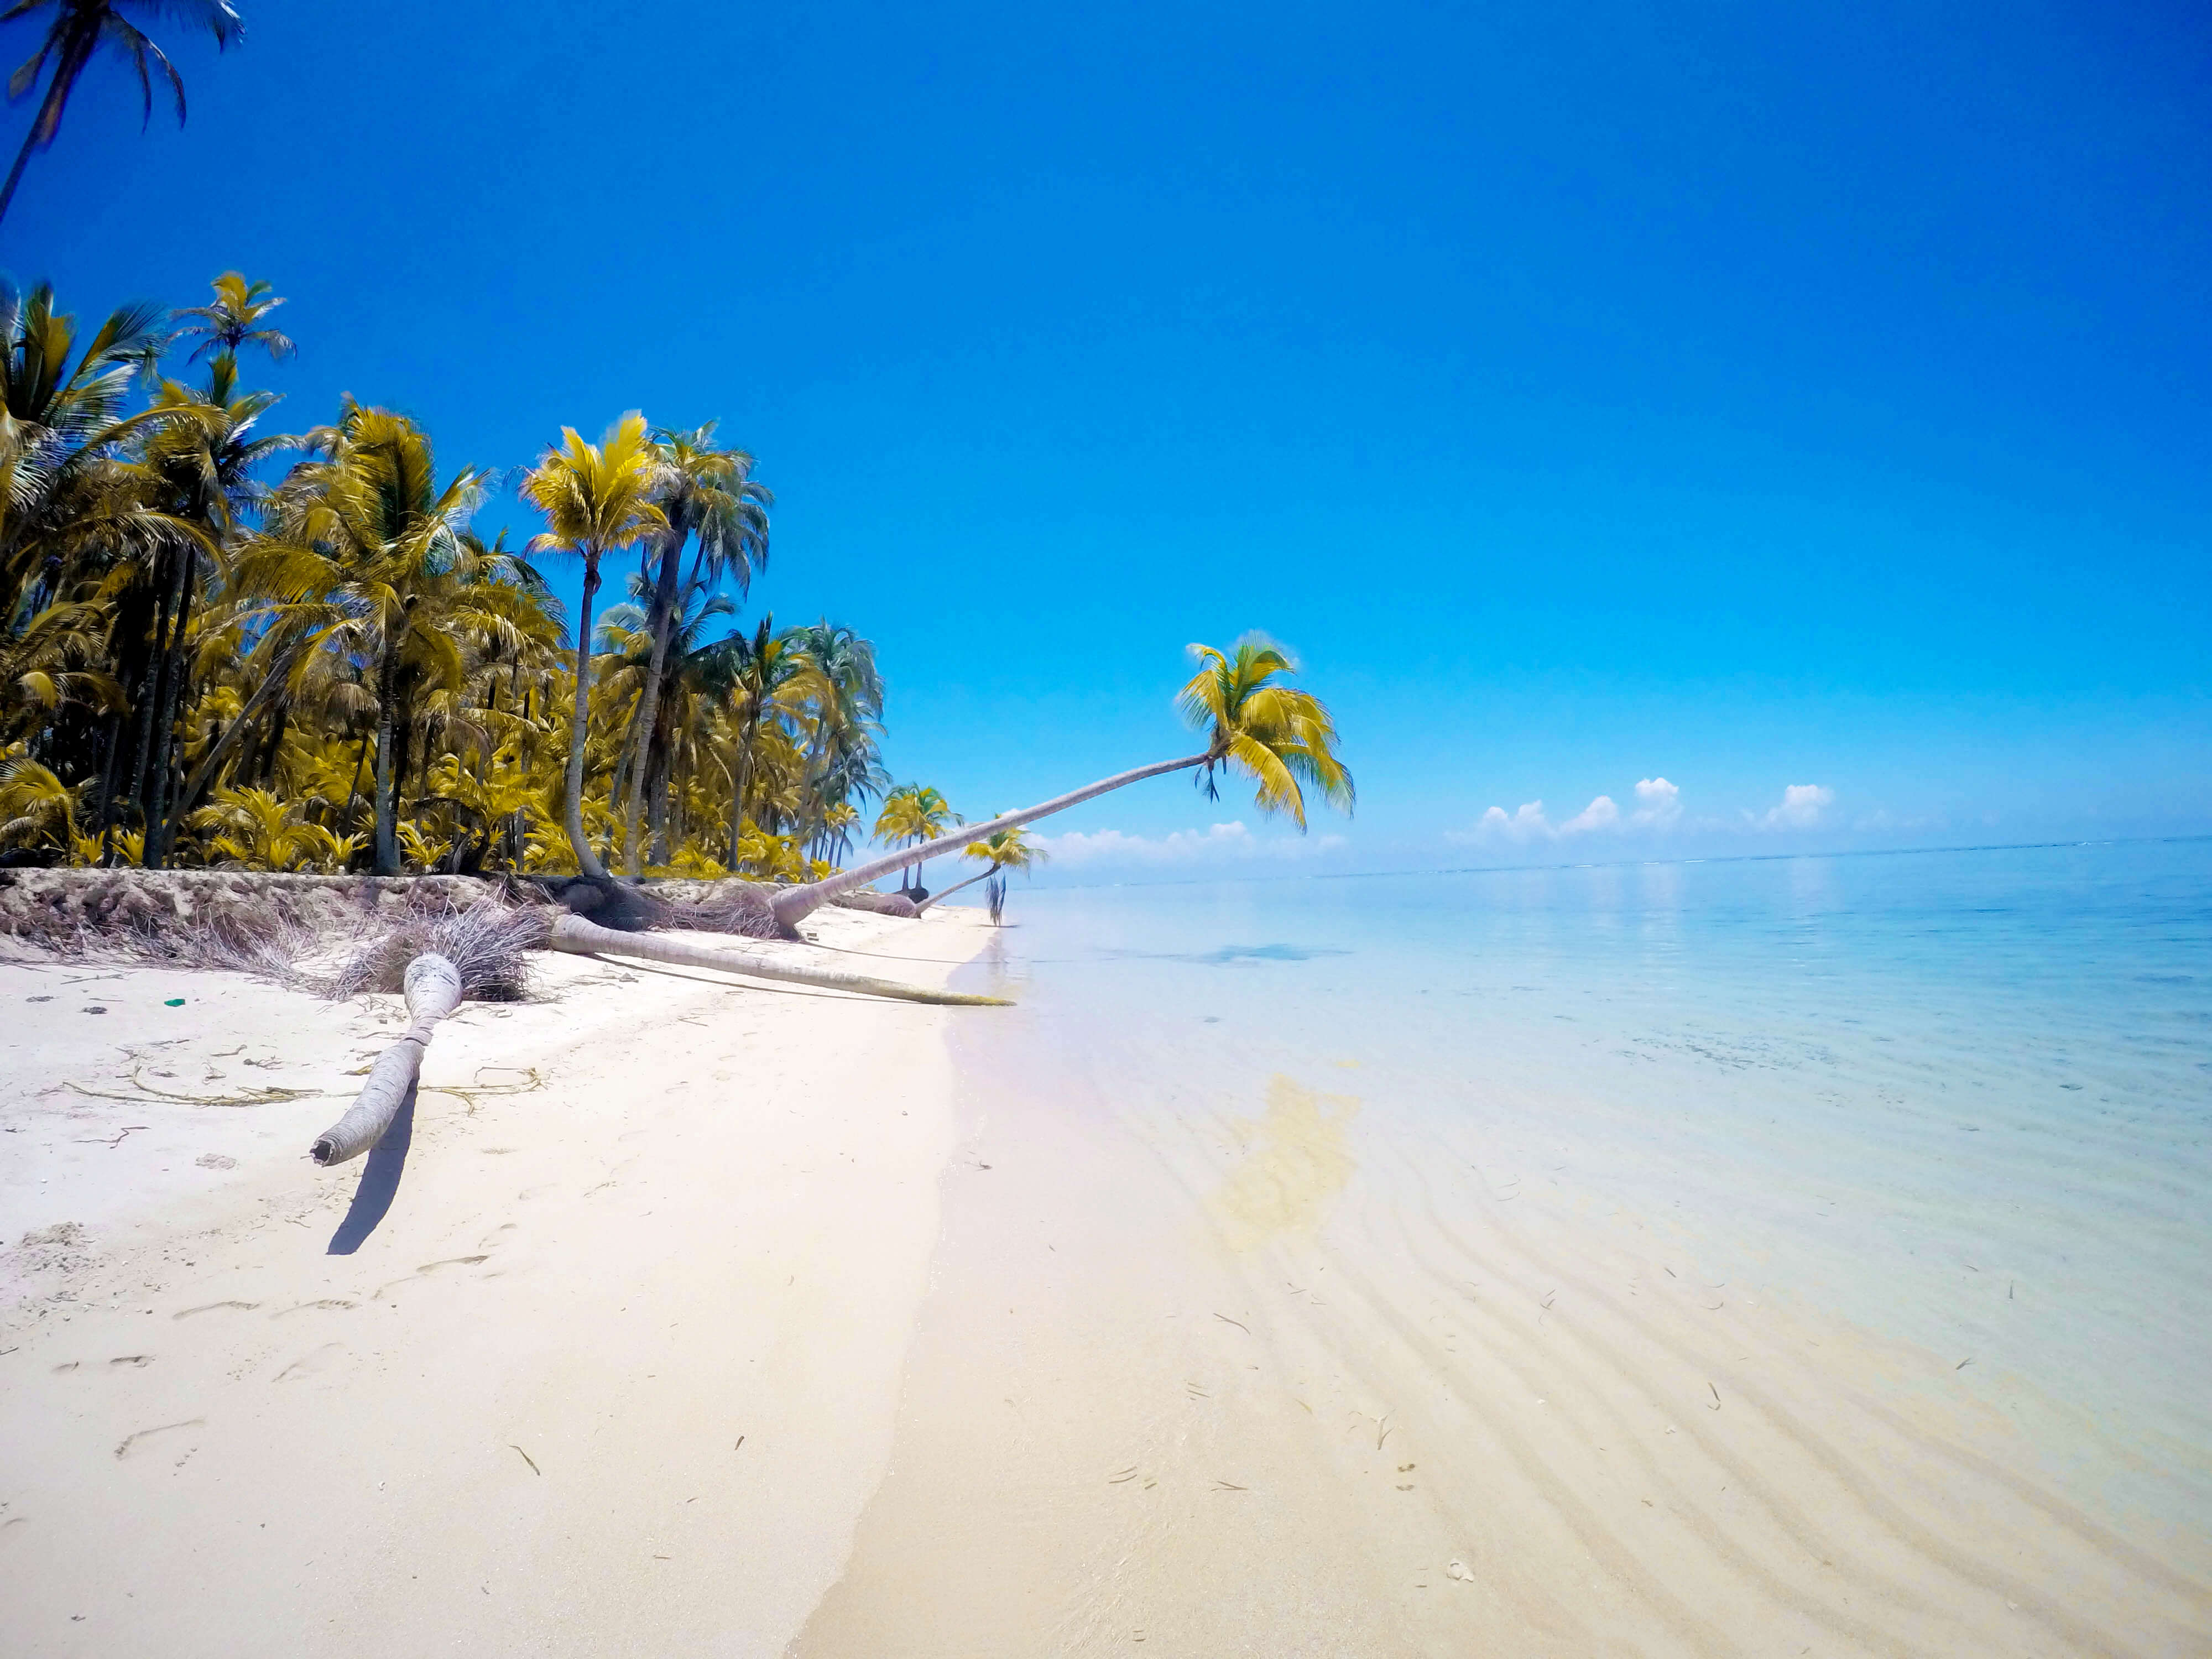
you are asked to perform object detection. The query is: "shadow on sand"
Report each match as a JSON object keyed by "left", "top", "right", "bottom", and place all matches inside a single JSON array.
[{"left": 326, "top": 1081, "right": 416, "bottom": 1255}]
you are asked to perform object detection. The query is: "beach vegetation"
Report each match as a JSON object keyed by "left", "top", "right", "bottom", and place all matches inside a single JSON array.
[{"left": 0, "top": 273, "right": 898, "bottom": 884}]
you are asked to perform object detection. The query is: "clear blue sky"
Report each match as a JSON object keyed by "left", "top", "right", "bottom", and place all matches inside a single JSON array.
[{"left": 9, "top": 1, "right": 2209, "bottom": 874}]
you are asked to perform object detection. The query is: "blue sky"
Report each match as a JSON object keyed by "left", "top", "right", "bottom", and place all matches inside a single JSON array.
[{"left": 8, "top": 1, "right": 2209, "bottom": 876}]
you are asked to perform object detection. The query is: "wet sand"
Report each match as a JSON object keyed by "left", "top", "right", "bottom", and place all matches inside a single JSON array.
[{"left": 797, "top": 1015, "right": 2211, "bottom": 1656}]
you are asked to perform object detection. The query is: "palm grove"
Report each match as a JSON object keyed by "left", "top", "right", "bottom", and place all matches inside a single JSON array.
[{"left": 0, "top": 272, "right": 896, "bottom": 882}]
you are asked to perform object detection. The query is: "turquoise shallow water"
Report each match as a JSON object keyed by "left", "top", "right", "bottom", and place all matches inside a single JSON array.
[{"left": 956, "top": 838, "right": 2212, "bottom": 1537}]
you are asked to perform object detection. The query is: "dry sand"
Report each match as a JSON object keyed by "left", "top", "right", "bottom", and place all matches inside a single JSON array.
[
  {"left": 5, "top": 902, "right": 2207, "bottom": 1657},
  {"left": 1, "top": 905, "right": 992, "bottom": 1658}
]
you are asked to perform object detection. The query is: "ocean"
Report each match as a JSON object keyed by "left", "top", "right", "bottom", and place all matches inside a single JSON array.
[{"left": 952, "top": 837, "right": 2212, "bottom": 1546}]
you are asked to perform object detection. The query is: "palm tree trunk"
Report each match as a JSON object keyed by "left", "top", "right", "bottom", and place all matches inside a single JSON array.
[
  {"left": 122, "top": 561, "right": 176, "bottom": 834},
  {"left": 771, "top": 750, "right": 1213, "bottom": 931},
  {"left": 563, "top": 554, "right": 611, "bottom": 881},
  {"left": 914, "top": 865, "right": 995, "bottom": 914},
  {"left": 178, "top": 642, "right": 296, "bottom": 813},
  {"left": 547, "top": 915, "right": 1010, "bottom": 1006},
  {"left": 144, "top": 560, "right": 200, "bottom": 867},
  {"left": 622, "top": 525, "right": 685, "bottom": 875},
  {"left": 308, "top": 953, "right": 464, "bottom": 1165},
  {"left": 372, "top": 640, "right": 403, "bottom": 875},
  {"left": 0, "top": 34, "right": 91, "bottom": 229}
]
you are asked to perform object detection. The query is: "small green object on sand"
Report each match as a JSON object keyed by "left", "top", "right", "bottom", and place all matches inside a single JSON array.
[{"left": 165, "top": 998, "right": 185, "bottom": 1006}]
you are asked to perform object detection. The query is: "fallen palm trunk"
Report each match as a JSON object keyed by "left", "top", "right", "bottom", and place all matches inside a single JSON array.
[
  {"left": 912, "top": 867, "right": 993, "bottom": 914},
  {"left": 309, "top": 953, "right": 465, "bottom": 1166},
  {"left": 547, "top": 914, "right": 1011, "bottom": 1006}
]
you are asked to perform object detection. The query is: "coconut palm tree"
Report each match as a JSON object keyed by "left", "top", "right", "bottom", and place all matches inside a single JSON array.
[
  {"left": 519, "top": 411, "right": 665, "bottom": 881},
  {"left": 770, "top": 635, "right": 1352, "bottom": 931},
  {"left": 174, "top": 270, "right": 292, "bottom": 364},
  {"left": 0, "top": 0, "right": 244, "bottom": 229},
  {"left": 873, "top": 781, "right": 957, "bottom": 896},
  {"left": 707, "top": 613, "right": 825, "bottom": 868},
  {"left": 915, "top": 821, "right": 1044, "bottom": 921},
  {"left": 241, "top": 401, "right": 492, "bottom": 874},
  {"left": 619, "top": 421, "right": 768, "bottom": 874}
]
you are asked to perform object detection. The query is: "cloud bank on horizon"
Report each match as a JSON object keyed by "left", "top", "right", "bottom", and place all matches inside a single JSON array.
[
  {"left": 1033, "top": 821, "right": 1350, "bottom": 868},
  {"left": 1452, "top": 778, "right": 1837, "bottom": 844}
]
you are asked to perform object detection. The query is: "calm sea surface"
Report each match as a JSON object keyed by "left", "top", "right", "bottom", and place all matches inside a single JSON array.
[{"left": 953, "top": 838, "right": 2212, "bottom": 1533}]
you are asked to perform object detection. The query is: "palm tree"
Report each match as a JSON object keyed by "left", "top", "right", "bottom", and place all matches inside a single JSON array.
[
  {"left": 0, "top": 0, "right": 243, "bottom": 229},
  {"left": 518, "top": 411, "right": 665, "bottom": 881},
  {"left": 241, "top": 402, "right": 491, "bottom": 874},
  {"left": 915, "top": 821, "right": 1045, "bottom": 921},
  {"left": 130, "top": 350, "right": 291, "bottom": 863},
  {"left": 620, "top": 421, "right": 768, "bottom": 874},
  {"left": 790, "top": 618, "right": 883, "bottom": 859},
  {"left": 707, "top": 612, "right": 824, "bottom": 869},
  {"left": 770, "top": 635, "right": 1352, "bottom": 931},
  {"left": 174, "top": 270, "right": 292, "bottom": 364},
  {"left": 872, "top": 781, "right": 957, "bottom": 895}
]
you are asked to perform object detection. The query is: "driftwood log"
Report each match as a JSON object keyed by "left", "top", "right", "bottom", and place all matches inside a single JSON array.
[
  {"left": 309, "top": 953, "right": 464, "bottom": 1166},
  {"left": 546, "top": 914, "right": 1010, "bottom": 1006}
]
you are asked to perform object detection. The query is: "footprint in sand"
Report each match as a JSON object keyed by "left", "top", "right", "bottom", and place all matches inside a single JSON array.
[
  {"left": 269, "top": 1298, "right": 353, "bottom": 1317},
  {"left": 373, "top": 1255, "right": 488, "bottom": 1300},
  {"left": 175, "top": 1300, "right": 260, "bottom": 1319},
  {"left": 272, "top": 1343, "right": 350, "bottom": 1384},
  {"left": 114, "top": 1418, "right": 204, "bottom": 1461},
  {"left": 108, "top": 1354, "right": 154, "bottom": 1368}
]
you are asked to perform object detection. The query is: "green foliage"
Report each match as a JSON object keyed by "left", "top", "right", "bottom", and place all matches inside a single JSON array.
[{"left": 0, "top": 272, "right": 894, "bottom": 881}]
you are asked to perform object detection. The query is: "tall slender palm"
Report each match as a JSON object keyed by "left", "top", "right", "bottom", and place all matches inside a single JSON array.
[
  {"left": 0, "top": 0, "right": 243, "bottom": 228},
  {"left": 129, "top": 351, "right": 290, "bottom": 863},
  {"left": 240, "top": 403, "right": 491, "bottom": 874},
  {"left": 620, "top": 421, "right": 767, "bottom": 874},
  {"left": 708, "top": 613, "right": 827, "bottom": 867},
  {"left": 770, "top": 635, "right": 1352, "bottom": 931},
  {"left": 519, "top": 412, "right": 665, "bottom": 880},
  {"left": 791, "top": 618, "right": 883, "bottom": 858}
]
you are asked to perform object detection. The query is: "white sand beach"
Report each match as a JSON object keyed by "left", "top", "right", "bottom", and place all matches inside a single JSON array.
[
  {"left": 5, "top": 896, "right": 2208, "bottom": 1658},
  {"left": 0, "top": 905, "right": 992, "bottom": 1658}
]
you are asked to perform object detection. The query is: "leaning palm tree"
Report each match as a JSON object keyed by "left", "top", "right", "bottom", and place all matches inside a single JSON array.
[
  {"left": 915, "top": 822, "right": 1045, "bottom": 920},
  {"left": 0, "top": 0, "right": 244, "bottom": 228},
  {"left": 518, "top": 411, "right": 665, "bottom": 880},
  {"left": 769, "top": 634, "right": 1352, "bottom": 932}
]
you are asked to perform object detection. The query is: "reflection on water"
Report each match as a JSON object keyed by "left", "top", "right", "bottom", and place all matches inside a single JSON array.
[{"left": 1208, "top": 1074, "right": 1360, "bottom": 1250}]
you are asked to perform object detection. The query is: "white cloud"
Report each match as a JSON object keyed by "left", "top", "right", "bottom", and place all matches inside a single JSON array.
[
  {"left": 1451, "top": 775, "right": 1682, "bottom": 844},
  {"left": 1561, "top": 795, "right": 1621, "bottom": 834},
  {"left": 1035, "top": 821, "right": 1349, "bottom": 868},
  {"left": 1630, "top": 776, "right": 1682, "bottom": 828},
  {"left": 1751, "top": 783, "right": 1834, "bottom": 831}
]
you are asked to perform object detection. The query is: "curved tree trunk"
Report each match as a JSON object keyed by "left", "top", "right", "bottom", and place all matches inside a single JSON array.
[
  {"left": 309, "top": 953, "right": 464, "bottom": 1165},
  {"left": 913, "top": 865, "right": 994, "bottom": 914},
  {"left": 771, "top": 750, "right": 1212, "bottom": 931},
  {"left": 547, "top": 914, "right": 1011, "bottom": 1006},
  {"left": 563, "top": 554, "right": 611, "bottom": 880}
]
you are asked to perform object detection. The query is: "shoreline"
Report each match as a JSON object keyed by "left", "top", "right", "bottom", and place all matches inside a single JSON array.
[{"left": 0, "top": 905, "right": 994, "bottom": 1658}]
